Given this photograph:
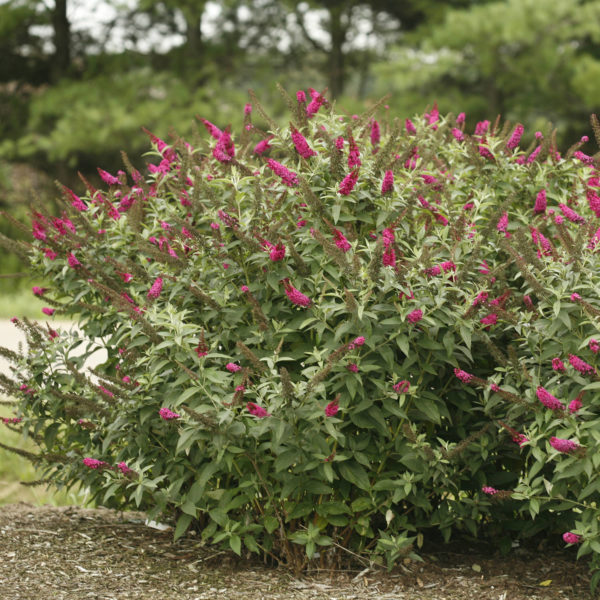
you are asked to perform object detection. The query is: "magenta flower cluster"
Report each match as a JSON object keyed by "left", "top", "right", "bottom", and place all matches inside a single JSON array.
[{"left": 159, "top": 407, "right": 181, "bottom": 420}]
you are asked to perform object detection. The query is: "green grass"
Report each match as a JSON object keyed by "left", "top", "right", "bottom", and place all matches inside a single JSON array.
[
  {"left": 0, "top": 287, "right": 49, "bottom": 319},
  {"left": 0, "top": 398, "right": 92, "bottom": 507}
]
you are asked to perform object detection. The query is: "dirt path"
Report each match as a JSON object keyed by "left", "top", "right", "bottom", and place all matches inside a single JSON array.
[
  {"left": 0, "top": 319, "right": 106, "bottom": 379},
  {"left": 0, "top": 503, "right": 592, "bottom": 600}
]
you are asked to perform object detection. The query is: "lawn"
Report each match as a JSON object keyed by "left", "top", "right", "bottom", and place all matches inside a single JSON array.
[{"left": 0, "top": 398, "right": 91, "bottom": 507}]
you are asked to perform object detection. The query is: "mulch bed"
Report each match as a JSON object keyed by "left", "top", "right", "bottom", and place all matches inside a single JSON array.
[{"left": 0, "top": 502, "right": 592, "bottom": 599}]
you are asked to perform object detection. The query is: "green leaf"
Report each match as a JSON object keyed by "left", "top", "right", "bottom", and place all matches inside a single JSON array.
[
  {"left": 174, "top": 513, "right": 193, "bottom": 541},
  {"left": 180, "top": 500, "right": 197, "bottom": 517},
  {"left": 229, "top": 534, "right": 242, "bottom": 555},
  {"left": 178, "top": 387, "right": 199, "bottom": 403},
  {"left": 459, "top": 325, "right": 471, "bottom": 349},
  {"left": 176, "top": 428, "right": 199, "bottom": 455},
  {"left": 396, "top": 335, "right": 410, "bottom": 356},
  {"left": 332, "top": 203, "right": 341, "bottom": 223},
  {"left": 274, "top": 450, "right": 298, "bottom": 472},
  {"left": 244, "top": 535, "right": 259, "bottom": 553},
  {"left": 264, "top": 515, "right": 279, "bottom": 533},
  {"left": 44, "top": 422, "right": 60, "bottom": 449},
  {"left": 187, "top": 462, "right": 219, "bottom": 503},
  {"left": 416, "top": 398, "right": 441, "bottom": 424},
  {"left": 338, "top": 461, "right": 371, "bottom": 490}
]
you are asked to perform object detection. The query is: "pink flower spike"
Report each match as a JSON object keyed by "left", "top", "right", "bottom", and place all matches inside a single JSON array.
[
  {"left": 478, "top": 146, "right": 494, "bottom": 161},
  {"left": 568, "top": 396, "right": 583, "bottom": 414},
  {"left": 482, "top": 486, "right": 498, "bottom": 495},
  {"left": 253, "top": 136, "right": 274, "bottom": 155},
  {"left": 569, "top": 354, "right": 596, "bottom": 375},
  {"left": 266, "top": 159, "right": 298, "bottom": 187},
  {"left": 159, "top": 407, "right": 181, "bottom": 420},
  {"left": 382, "top": 228, "right": 395, "bottom": 247},
  {"left": 589, "top": 339, "right": 600, "bottom": 354},
  {"left": 352, "top": 336, "right": 366, "bottom": 347},
  {"left": 269, "top": 243, "right": 286, "bottom": 261},
  {"left": 200, "top": 118, "right": 222, "bottom": 140},
  {"left": 117, "top": 462, "right": 136, "bottom": 477},
  {"left": 393, "top": 380, "right": 410, "bottom": 394},
  {"left": 550, "top": 437, "right": 580, "bottom": 453},
  {"left": 324, "top": 399, "right": 339, "bottom": 417},
  {"left": 571, "top": 293, "right": 581, "bottom": 301},
  {"left": 480, "top": 314, "right": 497, "bottom": 327},
  {"left": 339, "top": 169, "right": 359, "bottom": 196},
  {"left": 67, "top": 253, "right": 81, "bottom": 268},
  {"left": 456, "top": 112, "right": 465, "bottom": 124},
  {"left": 226, "top": 362, "right": 242, "bottom": 373},
  {"left": 382, "top": 245, "right": 396, "bottom": 267},
  {"left": 552, "top": 358, "right": 566, "bottom": 372},
  {"left": 282, "top": 279, "right": 311, "bottom": 308},
  {"left": 97, "top": 168, "right": 120, "bottom": 185},
  {"left": 506, "top": 124, "right": 524, "bottom": 150},
  {"left": 244, "top": 103, "right": 252, "bottom": 116},
  {"left": 405, "top": 118, "right": 416, "bottom": 134},
  {"left": 407, "top": 309, "right": 423, "bottom": 324},
  {"left": 42, "top": 307, "right": 55, "bottom": 316},
  {"left": 474, "top": 120, "right": 490, "bottom": 136},
  {"left": 381, "top": 170, "right": 394, "bottom": 194},
  {"left": 247, "top": 402, "right": 271, "bottom": 418},
  {"left": 98, "top": 385, "right": 115, "bottom": 398},
  {"left": 563, "top": 532, "right": 582, "bottom": 544},
  {"left": 512, "top": 433, "right": 529, "bottom": 447},
  {"left": 333, "top": 229, "right": 351, "bottom": 252},
  {"left": 212, "top": 129, "right": 235, "bottom": 163},
  {"left": 241, "top": 285, "right": 250, "bottom": 293},
  {"left": 534, "top": 189, "right": 547, "bottom": 214},
  {"left": 370, "top": 120, "right": 380, "bottom": 147},
  {"left": 536, "top": 386, "right": 564, "bottom": 411},
  {"left": 32, "top": 286, "right": 48, "bottom": 296},
  {"left": 147, "top": 276, "right": 163, "bottom": 300},
  {"left": 346, "top": 363, "right": 359, "bottom": 373},
  {"left": 497, "top": 212, "right": 508, "bottom": 234},
  {"left": 347, "top": 137, "right": 361, "bottom": 168},
  {"left": 306, "top": 88, "right": 327, "bottom": 118},
  {"left": 559, "top": 203, "right": 585, "bottom": 224},
  {"left": 451, "top": 128, "right": 464, "bottom": 142},
  {"left": 296, "top": 90, "right": 306, "bottom": 104},
  {"left": 83, "top": 458, "right": 108, "bottom": 470},
  {"left": 454, "top": 368, "right": 473, "bottom": 383},
  {"left": 118, "top": 272, "right": 133, "bottom": 283},
  {"left": 472, "top": 291, "right": 488, "bottom": 307},
  {"left": 291, "top": 127, "right": 317, "bottom": 158}
]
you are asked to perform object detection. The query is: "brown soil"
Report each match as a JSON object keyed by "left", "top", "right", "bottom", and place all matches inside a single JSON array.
[{"left": 0, "top": 502, "right": 592, "bottom": 600}]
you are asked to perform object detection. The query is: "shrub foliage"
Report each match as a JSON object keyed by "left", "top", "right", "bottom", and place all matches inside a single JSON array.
[{"left": 2, "top": 89, "right": 600, "bottom": 582}]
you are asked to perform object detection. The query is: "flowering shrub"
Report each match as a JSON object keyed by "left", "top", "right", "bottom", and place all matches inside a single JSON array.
[{"left": 2, "top": 89, "right": 600, "bottom": 584}]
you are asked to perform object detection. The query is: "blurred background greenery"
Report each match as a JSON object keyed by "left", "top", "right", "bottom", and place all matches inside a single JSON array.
[{"left": 2, "top": 0, "right": 600, "bottom": 504}]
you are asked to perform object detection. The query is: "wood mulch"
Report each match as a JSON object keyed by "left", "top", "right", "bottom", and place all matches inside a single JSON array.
[{"left": 0, "top": 502, "right": 592, "bottom": 599}]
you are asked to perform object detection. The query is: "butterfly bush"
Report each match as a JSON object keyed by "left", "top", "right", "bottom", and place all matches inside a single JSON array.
[{"left": 3, "top": 87, "right": 600, "bottom": 583}]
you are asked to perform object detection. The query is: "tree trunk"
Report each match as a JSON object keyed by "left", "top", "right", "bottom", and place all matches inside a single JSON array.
[
  {"left": 328, "top": 6, "right": 347, "bottom": 98},
  {"left": 185, "top": 13, "right": 203, "bottom": 61},
  {"left": 51, "top": 0, "right": 70, "bottom": 80}
]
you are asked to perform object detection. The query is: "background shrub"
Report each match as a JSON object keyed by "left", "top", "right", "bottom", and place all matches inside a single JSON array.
[{"left": 2, "top": 89, "right": 600, "bottom": 585}]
